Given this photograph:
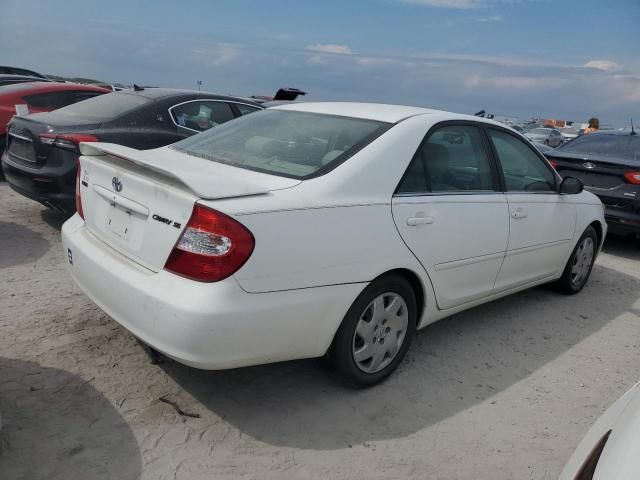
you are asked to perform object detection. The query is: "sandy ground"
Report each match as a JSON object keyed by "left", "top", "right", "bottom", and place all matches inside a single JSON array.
[{"left": 1, "top": 181, "right": 639, "bottom": 480}]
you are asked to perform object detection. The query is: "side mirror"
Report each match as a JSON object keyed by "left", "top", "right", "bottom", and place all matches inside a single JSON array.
[{"left": 559, "top": 176, "right": 584, "bottom": 195}]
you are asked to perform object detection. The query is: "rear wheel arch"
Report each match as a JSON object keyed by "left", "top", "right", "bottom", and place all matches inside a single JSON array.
[{"left": 372, "top": 268, "right": 426, "bottom": 321}]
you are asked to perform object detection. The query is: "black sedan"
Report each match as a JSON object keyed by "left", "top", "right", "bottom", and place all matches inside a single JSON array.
[
  {"left": 2, "top": 87, "right": 263, "bottom": 213},
  {"left": 547, "top": 130, "right": 640, "bottom": 235}
]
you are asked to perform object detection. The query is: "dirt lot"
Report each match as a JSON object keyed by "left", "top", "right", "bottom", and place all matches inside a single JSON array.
[{"left": 1, "top": 181, "right": 639, "bottom": 480}]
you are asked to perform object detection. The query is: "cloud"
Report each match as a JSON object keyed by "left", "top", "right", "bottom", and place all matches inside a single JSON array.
[
  {"left": 306, "top": 43, "right": 353, "bottom": 55},
  {"left": 475, "top": 14, "right": 503, "bottom": 21},
  {"left": 583, "top": 59, "right": 621, "bottom": 72},
  {"left": 191, "top": 43, "right": 240, "bottom": 67}
]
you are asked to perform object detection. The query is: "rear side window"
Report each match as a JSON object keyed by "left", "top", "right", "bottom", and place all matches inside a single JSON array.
[
  {"left": 50, "top": 92, "right": 151, "bottom": 122},
  {"left": 170, "top": 101, "right": 235, "bottom": 132},
  {"left": 172, "top": 109, "right": 389, "bottom": 179},
  {"left": 397, "top": 125, "right": 495, "bottom": 194},
  {"left": 489, "top": 129, "right": 556, "bottom": 192}
]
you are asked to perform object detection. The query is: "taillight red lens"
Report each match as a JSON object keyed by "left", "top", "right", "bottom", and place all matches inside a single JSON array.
[
  {"left": 623, "top": 171, "right": 640, "bottom": 185},
  {"left": 548, "top": 159, "right": 559, "bottom": 169},
  {"left": 75, "top": 159, "right": 84, "bottom": 219},
  {"left": 164, "top": 204, "right": 255, "bottom": 282},
  {"left": 40, "top": 133, "right": 98, "bottom": 152}
]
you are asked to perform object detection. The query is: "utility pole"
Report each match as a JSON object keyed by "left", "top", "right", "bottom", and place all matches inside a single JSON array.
[{"left": 197, "top": 80, "right": 202, "bottom": 91}]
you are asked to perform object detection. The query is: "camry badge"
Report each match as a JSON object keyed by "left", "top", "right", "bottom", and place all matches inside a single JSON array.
[
  {"left": 112, "top": 176, "right": 123, "bottom": 192},
  {"left": 583, "top": 162, "right": 596, "bottom": 170}
]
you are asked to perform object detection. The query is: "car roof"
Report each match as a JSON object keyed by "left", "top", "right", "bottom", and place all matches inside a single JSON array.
[
  {"left": 271, "top": 102, "right": 445, "bottom": 123},
  {"left": 0, "top": 81, "right": 109, "bottom": 95},
  {"left": 116, "top": 87, "right": 262, "bottom": 106}
]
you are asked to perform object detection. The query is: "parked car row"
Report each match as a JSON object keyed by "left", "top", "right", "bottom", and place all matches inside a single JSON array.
[{"left": 2, "top": 85, "right": 263, "bottom": 212}]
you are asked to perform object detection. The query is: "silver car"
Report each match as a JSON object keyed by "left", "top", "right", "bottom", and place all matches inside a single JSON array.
[{"left": 526, "top": 127, "right": 564, "bottom": 147}]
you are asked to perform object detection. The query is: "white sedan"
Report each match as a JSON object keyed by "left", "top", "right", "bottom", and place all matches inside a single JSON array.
[
  {"left": 559, "top": 382, "right": 640, "bottom": 479},
  {"left": 61, "top": 102, "right": 606, "bottom": 387}
]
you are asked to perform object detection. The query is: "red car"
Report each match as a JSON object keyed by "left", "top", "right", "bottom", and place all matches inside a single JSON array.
[{"left": 0, "top": 81, "right": 109, "bottom": 158}]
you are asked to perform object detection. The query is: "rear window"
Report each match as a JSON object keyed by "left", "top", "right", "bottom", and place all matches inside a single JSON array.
[
  {"left": 50, "top": 91, "right": 151, "bottom": 122},
  {"left": 171, "top": 109, "right": 390, "bottom": 179},
  {"left": 556, "top": 133, "right": 640, "bottom": 162}
]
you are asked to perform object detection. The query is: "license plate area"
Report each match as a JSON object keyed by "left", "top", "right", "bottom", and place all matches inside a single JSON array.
[
  {"left": 106, "top": 204, "right": 132, "bottom": 240},
  {"left": 8, "top": 133, "right": 36, "bottom": 163}
]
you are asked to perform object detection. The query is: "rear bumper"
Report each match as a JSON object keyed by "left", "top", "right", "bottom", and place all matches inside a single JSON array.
[
  {"left": 61, "top": 214, "right": 364, "bottom": 369},
  {"left": 1, "top": 150, "right": 76, "bottom": 213},
  {"left": 586, "top": 188, "right": 640, "bottom": 234}
]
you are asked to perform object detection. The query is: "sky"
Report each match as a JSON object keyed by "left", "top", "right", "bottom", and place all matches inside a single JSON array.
[{"left": 1, "top": 0, "right": 639, "bottom": 125}]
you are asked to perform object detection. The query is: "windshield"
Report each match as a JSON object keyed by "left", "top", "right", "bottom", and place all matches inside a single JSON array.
[
  {"left": 556, "top": 133, "right": 639, "bottom": 161},
  {"left": 50, "top": 91, "right": 151, "bottom": 122},
  {"left": 529, "top": 128, "right": 550, "bottom": 135},
  {"left": 172, "top": 109, "right": 391, "bottom": 179}
]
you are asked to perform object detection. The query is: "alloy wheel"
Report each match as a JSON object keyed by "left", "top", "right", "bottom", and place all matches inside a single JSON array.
[
  {"left": 571, "top": 237, "right": 595, "bottom": 287},
  {"left": 352, "top": 292, "right": 408, "bottom": 374}
]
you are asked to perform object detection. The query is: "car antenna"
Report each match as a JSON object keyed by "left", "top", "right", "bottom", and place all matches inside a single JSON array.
[
  {"left": 133, "top": 84, "right": 144, "bottom": 91},
  {"left": 631, "top": 118, "right": 636, "bottom": 135}
]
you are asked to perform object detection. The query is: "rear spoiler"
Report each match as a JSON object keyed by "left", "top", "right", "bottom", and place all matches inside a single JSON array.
[{"left": 79, "top": 142, "right": 272, "bottom": 200}]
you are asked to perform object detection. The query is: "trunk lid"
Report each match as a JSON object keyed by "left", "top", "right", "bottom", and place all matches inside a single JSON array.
[
  {"left": 549, "top": 152, "right": 638, "bottom": 190},
  {"left": 78, "top": 142, "right": 300, "bottom": 271},
  {"left": 6, "top": 115, "right": 101, "bottom": 167}
]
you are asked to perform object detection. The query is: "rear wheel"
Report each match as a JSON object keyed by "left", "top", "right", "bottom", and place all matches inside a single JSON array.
[
  {"left": 553, "top": 226, "right": 598, "bottom": 294},
  {"left": 329, "top": 274, "right": 417, "bottom": 388}
]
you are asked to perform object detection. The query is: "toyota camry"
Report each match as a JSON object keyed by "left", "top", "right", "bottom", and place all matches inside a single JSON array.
[{"left": 61, "top": 103, "right": 606, "bottom": 387}]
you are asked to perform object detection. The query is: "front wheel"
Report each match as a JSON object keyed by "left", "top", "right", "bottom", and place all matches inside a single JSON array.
[
  {"left": 553, "top": 226, "right": 598, "bottom": 294},
  {"left": 329, "top": 274, "right": 417, "bottom": 388}
]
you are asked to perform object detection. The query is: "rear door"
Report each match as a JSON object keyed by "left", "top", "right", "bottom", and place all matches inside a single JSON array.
[
  {"left": 392, "top": 122, "right": 509, "bottom": 310},
  {"left": 169, "top": 100, "right": 236, "bottom": 139},
  {"left": 487, "top": 128, "right": 576, "bottom": 290}
]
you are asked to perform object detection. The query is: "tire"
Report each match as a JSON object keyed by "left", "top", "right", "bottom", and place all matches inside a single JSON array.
[
  {"left": 553, "top": 226, "right": 598, "bottom": 294},
  {"left": 329, "top": 274, "right": 417, "bottom": 388}
]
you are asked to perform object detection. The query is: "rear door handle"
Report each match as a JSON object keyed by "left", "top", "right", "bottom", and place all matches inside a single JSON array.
[
  {"left": 407, "top": 216, "right": 434, "bottom": 226},
  {"left": 511, "top": 210, "right": 528, "bottom": 219}
]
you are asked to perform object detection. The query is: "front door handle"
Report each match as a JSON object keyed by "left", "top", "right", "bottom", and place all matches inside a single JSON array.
[
  {"left": 407, "top": 216, "right": 434, "bottom": 226},
  {"left": 511, "top": 210, "right": 528, "bottom": 219}
]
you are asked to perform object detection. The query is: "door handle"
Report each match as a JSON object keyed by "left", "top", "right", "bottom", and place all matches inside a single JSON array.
[
  {"left": 511, "top": 210, "right": 528, "bottom": 219},
  {"left": 407, "top": 216, "right": 434, "bottom": 226}
]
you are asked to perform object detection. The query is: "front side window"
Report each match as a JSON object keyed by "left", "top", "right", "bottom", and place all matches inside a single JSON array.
[
  {"left": 397, "top": 125, "right": 495, "bottom": 194},
  {"left": 172, "top": 109, "right": 389, "bottom": 179},
  {"left": 489, "top": 129, "right": 556, "bottom": 192},
  {"left": 171, "top": 101, "right": 235, "bottom": 132}
]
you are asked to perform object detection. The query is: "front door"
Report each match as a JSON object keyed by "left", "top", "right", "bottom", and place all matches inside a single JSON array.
[
  {"left": 487, "top": 128, "right": 577, "bottom": 290},
  {"left": 392, "top": 123, "right": 509, "bottom": 310}
]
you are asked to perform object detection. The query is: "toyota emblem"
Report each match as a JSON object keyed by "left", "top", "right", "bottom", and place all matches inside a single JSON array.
[
  {"left": 583, "top": 162, "right": 596, "bottom": 170},
  {"left": 112, "top": 176, "right": 123, "bottom": 192}
]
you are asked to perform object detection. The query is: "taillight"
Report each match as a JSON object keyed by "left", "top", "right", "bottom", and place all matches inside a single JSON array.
[
  {"left": 548, "top": 159, "right": 559, "bottom": 169},
  {"left": 164, "top": 204, "right": 255, "bottom": 282},
  {"left": 573, "top": 430, "right": 611, "bottom": 480},
  {"left": 623, "top": 171, "right": 640, "bottom": 185},
  {"left": 40, "top": 133, "right": 98, "bottom": 152},
  {"left": 75, "top": 159, "right": 84, "bottom": 220}
]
